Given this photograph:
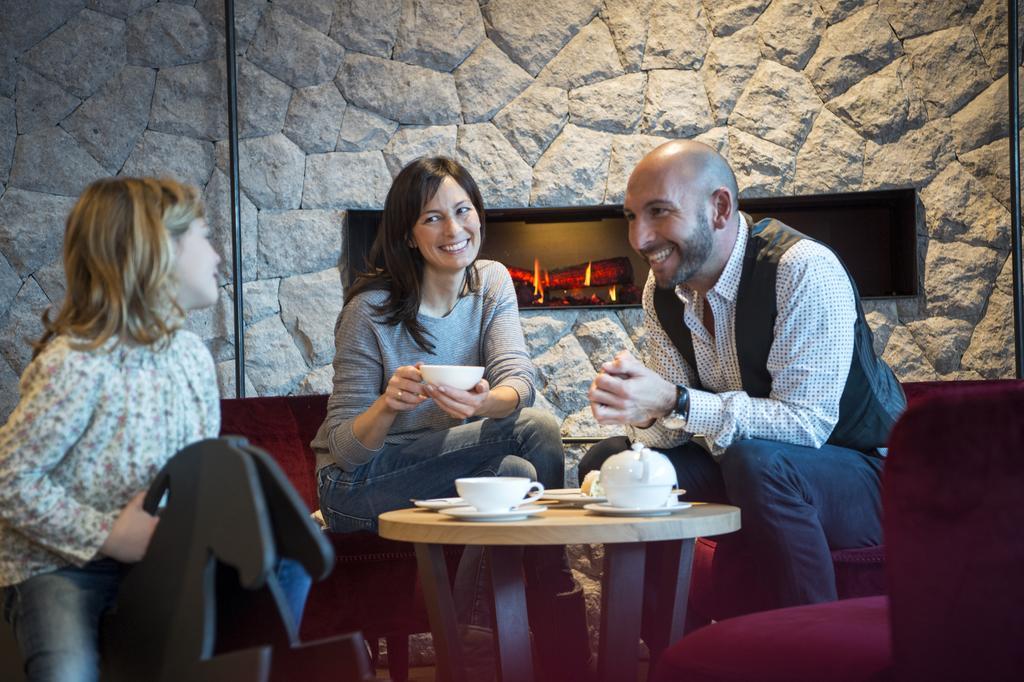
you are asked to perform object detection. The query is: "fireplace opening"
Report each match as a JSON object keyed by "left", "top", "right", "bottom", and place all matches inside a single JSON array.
[
  {"left": 480, "top": 206, "right": 645, "bottom": 308},
  {"left": 343, "top": 188, "right": 917, "bottom": 309}
]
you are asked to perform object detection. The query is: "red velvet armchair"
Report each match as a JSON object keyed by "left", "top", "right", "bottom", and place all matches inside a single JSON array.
[
  {"left": 654, "top": 379, "right": 1024, "bottom": 681},
  {"left": 219, "top": 395, "right": 461, "bottom": 682},
  {"left": 684, "top": 380, "right": 1004, "bottom": 627}
]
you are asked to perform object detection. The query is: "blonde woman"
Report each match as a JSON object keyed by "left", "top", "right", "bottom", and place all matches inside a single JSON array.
[{"left": 1, "top": 177, "right": 228, "bottom": 681}]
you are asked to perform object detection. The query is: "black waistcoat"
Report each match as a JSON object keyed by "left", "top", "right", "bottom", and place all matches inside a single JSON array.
[{"left": 652, "top": 215, "right": 906, "bottom": 452}]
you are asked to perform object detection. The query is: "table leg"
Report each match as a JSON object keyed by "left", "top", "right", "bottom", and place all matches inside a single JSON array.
[
  {"left": 413, "top": 543, "right": 466, "bottom": 682},
  {"left": 642, "top": 539, "right": 695, "bottom": 678},
  {"left": 598, "top": 542, "right": 647, "bottom": 682},
  {"left": 487, "top": 546, "right": 533, "bottom": 682}
]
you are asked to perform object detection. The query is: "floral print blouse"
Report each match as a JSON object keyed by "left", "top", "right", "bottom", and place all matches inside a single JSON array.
[{"left": 0, "top": 331, "right": 220, "bottom": 586}]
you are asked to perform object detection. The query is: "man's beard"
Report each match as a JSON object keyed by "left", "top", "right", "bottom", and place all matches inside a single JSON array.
[{"left": 656, "top": 213, "right": 713, "bottom": 289}]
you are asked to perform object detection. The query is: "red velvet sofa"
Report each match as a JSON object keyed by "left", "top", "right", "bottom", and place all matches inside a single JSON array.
[
  {"left": 220, "top": 380, "right": 1019, "bottom": 679},
  {"left": 653, "top": 378, "right": 1024, "bottom": 681}
]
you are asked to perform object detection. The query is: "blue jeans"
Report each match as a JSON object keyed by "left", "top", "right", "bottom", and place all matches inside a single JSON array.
[
  {"left": 580, "top": 436, "right": 884, "bottom": 613},
  {"left": 2, "top": 558, "right": 125, "bottom": 682},
  {"left": 318, "top": 407, "right": 566, "bottom": 627},
  {"left": 3, "top": 558, "right": 311, "bottom": 681}
]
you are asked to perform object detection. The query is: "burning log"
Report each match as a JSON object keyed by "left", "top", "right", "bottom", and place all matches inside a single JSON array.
[
  {"left": 549, "top": 257, "right": 633, "bottom": 288},
  {"left": 514, "top": 282, "right": 536, "bottom": 306},
  {"left": 508, "top": 266, "right": 534, "bottom": 288},
  {"left": 506, "top": 257, "right": 633, "bottom": 288}
]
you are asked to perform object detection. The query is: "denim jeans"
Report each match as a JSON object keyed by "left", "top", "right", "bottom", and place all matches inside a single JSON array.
[
  {"left": 2, "top": 558, "right": 125, "bottom": 682},
  {"left": 318, "top": 407, "right": 566, "bottom": 627},
  {"left": 3, "top": 558, "right": 311, "bottom": 681},
  {"left": 580, "top": 436, "right": 884, "bottom": 612}
]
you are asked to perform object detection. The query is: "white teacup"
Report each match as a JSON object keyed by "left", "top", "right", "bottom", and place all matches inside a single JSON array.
[
  {"left": 420, "top": 364, "right": 485, "bottom": 391},
  {"left": 455, "top": 477, "right": 545, "bottom": 513}
]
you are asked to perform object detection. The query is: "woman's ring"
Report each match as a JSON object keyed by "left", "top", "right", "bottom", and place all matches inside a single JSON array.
[{"left": 396, "top": 389, "right": 403, "bottom": 399}]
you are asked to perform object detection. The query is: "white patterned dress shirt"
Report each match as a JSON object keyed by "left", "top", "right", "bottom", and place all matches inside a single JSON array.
[{"left": 629, "top": 215, "right": 857, "bottom": 458}]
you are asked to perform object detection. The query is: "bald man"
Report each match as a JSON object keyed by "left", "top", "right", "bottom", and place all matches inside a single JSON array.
[{"left": 583, "top": 140, "right": 905, "bottom": 617}]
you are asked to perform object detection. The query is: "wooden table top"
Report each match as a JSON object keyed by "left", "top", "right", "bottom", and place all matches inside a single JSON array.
[{"left": 378, "top": 502, "right": 740, "bottom": 546}]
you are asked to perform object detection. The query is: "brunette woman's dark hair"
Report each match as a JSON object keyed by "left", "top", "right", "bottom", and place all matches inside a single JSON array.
[{"left": 344, "top": 156, "right": 486, "bottom": 352}]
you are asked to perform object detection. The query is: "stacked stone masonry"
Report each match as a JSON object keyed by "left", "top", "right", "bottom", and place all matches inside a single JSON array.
[{"left": 0, "top": 0, "right": 1017, "bottom": 438}]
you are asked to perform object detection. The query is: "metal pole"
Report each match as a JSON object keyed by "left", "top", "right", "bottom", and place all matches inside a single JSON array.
[
  {"left": 1010, "top": 0, "right": 1024, "bottom": 378},
  {"left": 224, "top": 0, "right": 245, "bottom": 397}
]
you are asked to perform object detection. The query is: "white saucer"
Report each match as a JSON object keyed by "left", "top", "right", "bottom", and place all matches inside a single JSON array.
[
  {"left": 539, "top": 488, "right": 607, "bottom": 505},
  {"left": 438, "top": 505, "right": 546, "bottom": 522},
  {"left": 583, "top": 501, "right": 693, "bottom": 517},
  {"left": 412, "top": 497, "right": 465, "bottom": 511}
]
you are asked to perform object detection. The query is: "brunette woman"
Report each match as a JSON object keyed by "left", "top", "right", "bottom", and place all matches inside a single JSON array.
[{"left": 312, "top": 157, "right": 589, "bottom": 679}]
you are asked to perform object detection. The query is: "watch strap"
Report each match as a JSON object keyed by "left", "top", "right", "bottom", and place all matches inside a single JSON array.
[
  {"left": 662, "top": 384, "right": 690, "bottom": 429},
  {"left": 675, "top": 384, "right": 690, "bottom": 420}
]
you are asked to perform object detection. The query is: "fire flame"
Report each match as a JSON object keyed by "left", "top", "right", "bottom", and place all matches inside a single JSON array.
[
  {"left": 584, "top": 261, "right": 592, "bottom": 287},
  {"left": 609, "top": 285, "right": 617, "bottom": 302},
  {"left": 533, "top": 257, "right": 544, "bottom": 303}
]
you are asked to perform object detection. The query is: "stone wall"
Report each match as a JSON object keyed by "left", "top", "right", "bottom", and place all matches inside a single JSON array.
[{"left": 0, "top": 0, "right": 1018, "bottom": 432}]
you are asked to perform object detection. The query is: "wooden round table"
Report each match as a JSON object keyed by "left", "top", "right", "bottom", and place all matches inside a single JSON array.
[{"left": 379, "top": 502, "right": 740, "bottom": 682}]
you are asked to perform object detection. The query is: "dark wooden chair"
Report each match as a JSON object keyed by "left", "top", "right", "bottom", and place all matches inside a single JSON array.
[{"left": 101, "top": 437, "right": 373, "bottom": 681}]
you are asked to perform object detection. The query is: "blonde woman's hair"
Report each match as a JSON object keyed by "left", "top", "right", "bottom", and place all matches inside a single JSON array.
[{"left": 34, "top": 176, "right": 205, "bottom": 357}]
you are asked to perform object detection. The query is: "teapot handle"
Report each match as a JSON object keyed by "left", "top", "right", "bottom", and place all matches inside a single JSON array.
[{"left": 632, "top": 442, "right": 651, "bottom": 484}]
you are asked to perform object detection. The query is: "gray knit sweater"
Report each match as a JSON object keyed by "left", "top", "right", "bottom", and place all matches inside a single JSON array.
[{"left": 312, "top": 260, "right": 535, "bottom": 472}]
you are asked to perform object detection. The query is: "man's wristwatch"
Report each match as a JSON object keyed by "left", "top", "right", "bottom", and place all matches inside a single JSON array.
[{"left": 662, "top": 384, "right": 690, "bottom": 430}]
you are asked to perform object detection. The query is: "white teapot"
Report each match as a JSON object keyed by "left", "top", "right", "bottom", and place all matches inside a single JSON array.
[{"left": 599, "top": 442, "right": 678, "bottom": 508}]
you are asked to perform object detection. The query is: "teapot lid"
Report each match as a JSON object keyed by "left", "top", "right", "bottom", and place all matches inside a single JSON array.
[{"left": 623, "top": 442, "right": 659, "bottom": 459}]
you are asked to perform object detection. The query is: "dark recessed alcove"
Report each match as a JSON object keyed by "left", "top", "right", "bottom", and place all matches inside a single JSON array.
[{"left": 344, "top": 188, "right": 917, "bottom": 309}]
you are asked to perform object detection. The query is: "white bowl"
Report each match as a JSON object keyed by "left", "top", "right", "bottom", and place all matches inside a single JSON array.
[{"left": 419, "top": 364, "right": 485, "bottom": 391}]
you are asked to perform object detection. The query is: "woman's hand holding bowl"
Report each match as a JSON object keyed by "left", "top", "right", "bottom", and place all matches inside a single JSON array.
[
  {"left": 384, "top": 364, "right": 428, "bottom": 412},
  {"left": 426, "top": 378, "right": 490, "bottom": 419}
]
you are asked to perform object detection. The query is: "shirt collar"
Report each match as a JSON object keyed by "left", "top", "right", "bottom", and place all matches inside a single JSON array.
[{"left": 674, "top": 213, "right": 748, "bottom": 305}]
